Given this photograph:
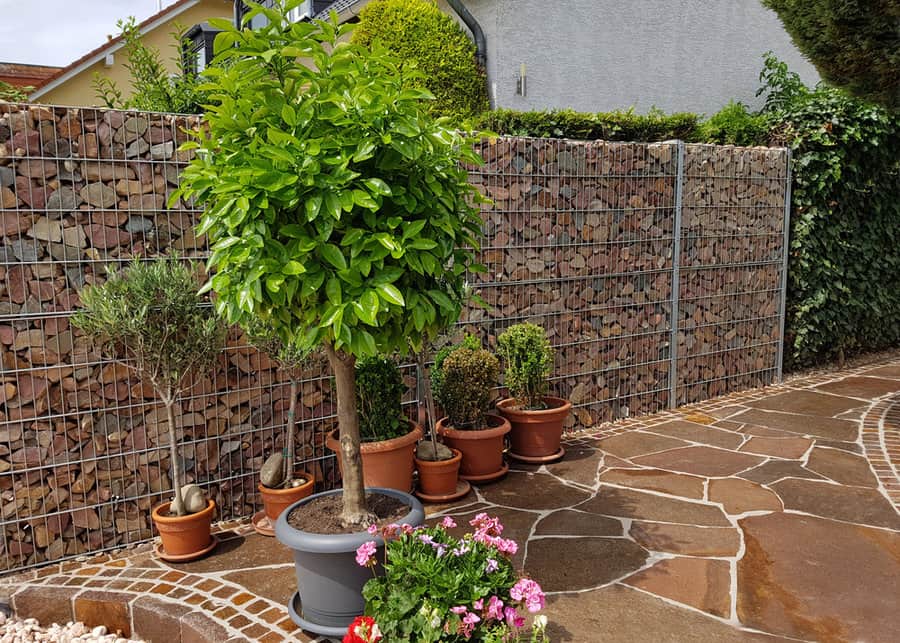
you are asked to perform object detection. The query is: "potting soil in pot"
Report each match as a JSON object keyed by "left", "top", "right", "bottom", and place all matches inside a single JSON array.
[{"left": 287, "top": 492, "right": 410, "bottom": 534}]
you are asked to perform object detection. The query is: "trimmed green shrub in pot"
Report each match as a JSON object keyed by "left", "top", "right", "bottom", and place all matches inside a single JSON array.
[
  {"left": 355, "top": 356, "right": 408, "bottom": 442},
  {"left": 433, "top": 338, "right": 510, "bottom": 483},
  {"left": 72, "top": 256, "right": 225, "bottom": 559},
  {"left": 496, "top": 323, "right": 571, "bottom": 463}
]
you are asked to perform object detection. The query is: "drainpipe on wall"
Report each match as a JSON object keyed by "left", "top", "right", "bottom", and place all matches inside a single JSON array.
[{"left": 446, "top": 0, "right": 486, "bottom": 69}]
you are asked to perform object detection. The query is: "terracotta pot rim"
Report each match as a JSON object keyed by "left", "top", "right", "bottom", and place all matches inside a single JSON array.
[
  {"left": 414, "top": 447, "right": 462, "bottom": 467},
  {"left": 326, "top": 421, "right": 423, "bottom": 454},
  {"left": 436, "top": 414, "right": 511, "bottom": 439},
  {"left": 496, "top": 396, "right": 572, "bottom": 417},
  {"left": 151, "top": 498, "right": 215, "bottom": 525},
  {"left": 259, "top": 470, "right": 316, "bottom": 496}
]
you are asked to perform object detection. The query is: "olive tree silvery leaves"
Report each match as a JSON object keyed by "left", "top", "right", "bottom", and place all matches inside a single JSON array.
[{"left": 171, "top": 0, "right": 486, "bottom": 526}]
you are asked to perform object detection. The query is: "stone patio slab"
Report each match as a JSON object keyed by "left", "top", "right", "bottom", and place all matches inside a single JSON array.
[
  {"left": 731, "top": 408, "right": 859, "bottom": 441},
  {"left": 738, "top": 512, "right": 900, "bottom": 643},
  {"left": 748, "top": 389, "right": 863, "bottom": 417},
  {"left": 738, "top": 436, "right": 812, "bottom": 459},
  {"left": 628, "top": 521, "right": 741, "bottom": 557},
  {"left": 805, "top": 446, "right": 879, "bottom": 487},
  {"left": 814, "top": 376, "right": 900, "bottom": 399},
  {"left": 525, "top": 537, "right": 647, "bottom": 592},
  {"left": 623, "top": 556, "right": 731, "bottom": 617},
  {"left": 533, "top": 509, "right": 623, "bottom": 536},
  {"left": 579, "top": 487, "right": 731, "bottom": 526},
  {"left": 708, "top": 478, "right": 782, "bottom": 514},
  {"left": 596, "top": 431, "right": 690, "bottom": 458},
  {"left": 598, "top": 467, "right": 705, "bottom": 499},
  {"left": 632, "top": 445, "right": 764, "bottom": 477},
  {"left": 476, "top": 470, "right": 591, "bottom": 510},
  {"left": 771, "top": 478, "right": 900, "bottom": 530},
  {"left": 644, "top": 420, "right": 744, "bottom": 449}
]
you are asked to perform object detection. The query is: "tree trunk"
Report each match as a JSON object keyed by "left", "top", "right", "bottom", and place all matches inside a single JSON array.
[
  {"left": 165, "top": 396, "right": 186, "bottom": 516},
  {"left": 282, "top": 377, "right": 299, "bottom": 488},
  {"left": 324, "top": 343, "right": 372, "bottom": 526}
]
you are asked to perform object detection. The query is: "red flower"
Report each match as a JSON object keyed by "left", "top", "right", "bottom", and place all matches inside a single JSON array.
[{"left": 343, "top": 615, "right": 383, "bottom": 643}]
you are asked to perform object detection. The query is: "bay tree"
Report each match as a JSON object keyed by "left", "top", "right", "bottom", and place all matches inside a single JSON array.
[{"left": 171, "top": 0, "right": 485, "bottom": 526}]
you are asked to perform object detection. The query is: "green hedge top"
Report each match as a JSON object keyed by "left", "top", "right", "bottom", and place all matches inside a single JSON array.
[
  {"left": 352, "top": 0, "right": 489, "bottom": 121},
  {"left": 473, "top": 108, "right": 703, "bottom": 142}
]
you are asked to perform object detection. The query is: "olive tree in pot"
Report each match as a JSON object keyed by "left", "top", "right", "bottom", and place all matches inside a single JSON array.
[
  {"left": 433, "top": 337, "right": 509, "bottom": 482},
  {"left": 171, "top": 2, "right": 485, "bottom": 635},
  {"left": 72, "top": 256, "right": 225, "bottom": 561},
  {"left": 496, "top": 323, "right": 572, "bottom": 462},
  {"left": 243, "top": 320, "right": 316, "bottom": 536}
]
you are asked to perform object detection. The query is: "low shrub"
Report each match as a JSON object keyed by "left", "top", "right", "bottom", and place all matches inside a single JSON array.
[
  {"left": 356, "top": 357, "right": 408, "bottom": 442},
  {"left": 435, "top": 347, "right": 499, "bottom": 429},
  {"left": 497, "top": 323, "right": 554, "bottom": 410},
  {"left": 697, "top": 101, "right": 769, "bottom": 146}
]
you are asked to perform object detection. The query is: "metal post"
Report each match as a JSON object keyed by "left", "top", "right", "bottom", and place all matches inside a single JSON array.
[
  {"left": 668, "top": 141, "right": 685, "bottom": 409},
  {"left": 775, "top": 148, "right": 793, "bottom": 382}
]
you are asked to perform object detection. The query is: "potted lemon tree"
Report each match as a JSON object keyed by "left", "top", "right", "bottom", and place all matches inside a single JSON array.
[
  {"left": 172, "top": 1, "right": 485, "bottom": 635},
  {"left": 496, "top": 323, "right": 572, "bottom": 462},
  {"left": 72, "top": 256, "right": 225, "bottom": 561}
]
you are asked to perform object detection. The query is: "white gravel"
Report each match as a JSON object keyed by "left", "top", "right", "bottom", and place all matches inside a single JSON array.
[{"left": 0, "top": 613, "right": 145, "bottom": 643}]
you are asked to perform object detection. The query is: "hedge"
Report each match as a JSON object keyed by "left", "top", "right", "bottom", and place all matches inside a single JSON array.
[{"left": 474, "top": 108, "right": 702, "bottom": 142}]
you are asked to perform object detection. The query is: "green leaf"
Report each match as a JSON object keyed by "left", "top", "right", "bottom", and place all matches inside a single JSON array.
[
  {"left": 376, "top": 283, "right": 404, "bottom": 306},
  {"left": 363, "top": 178, "right": 392, "bottom": 195},
  {"left": 305, "top": 194, "right": 323, "bottom": 221},
  {"left": 281, "top": 104, "right": 297, "bottom": 127},
  {"left": 320, "top": 244, "right": 347, "bottom": 270},
  {"left": 325, "top": 277, "right": 341, "bottom": 305}
]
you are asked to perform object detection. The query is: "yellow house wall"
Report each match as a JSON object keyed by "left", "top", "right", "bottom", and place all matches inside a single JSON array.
[{"left": 36, "top": 0, "right": 232, "bottom": 108}]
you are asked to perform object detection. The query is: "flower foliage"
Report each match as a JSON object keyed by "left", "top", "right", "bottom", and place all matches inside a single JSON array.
[
  {"left": 357, "top": 514, "right": 548, "bottom": 642},
  {"left": 172, "top": 0, "right": 486, "bottom": 359}
]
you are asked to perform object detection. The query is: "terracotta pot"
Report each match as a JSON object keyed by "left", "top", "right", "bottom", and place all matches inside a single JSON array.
[
  {"left": 415, "top": 448, "right": 462, "bottom": 496},
  {"left": 259, "top": 470, "right": 316, "bottom": 523},
  {"left": 496, "top": 396, "right": 572, "bottom": 458},
  {"left": 326, "top": 421, "right": 423, "bottom": 492},
  {"left": 437, "top": 414, "right": 510, "bottom": 481},
  {"left": 151, "top": 499, "right": 215, "bottom": 558}
]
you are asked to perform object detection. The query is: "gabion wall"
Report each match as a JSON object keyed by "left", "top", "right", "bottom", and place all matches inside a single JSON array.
[{"left": 0, "top": 104, "right": 789, "bottom": 572}]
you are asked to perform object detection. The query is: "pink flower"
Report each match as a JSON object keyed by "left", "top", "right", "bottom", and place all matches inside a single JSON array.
[
  {"left": 450, "top": 606, "right": 468, "bottom": 615},
  {"left": 495, "top": 538, "right": 518, "bottom": 556},
  {"left": 401, "top": 524, "right": 415, "bottom": 535},
  {"left": 382, "top": 523, "right": 400, "bottom": 539},
  {"left": 355, "top": 541, "right": 377, "bottom": 567},
  {"left": 366, "top": 524, "right": 378, "bottom": 536},
  {"left": 473, "top": 598, "right": 484, "bottom": 611},
  {"left": 461, "top": 611, "right": 481, "bottom": 638},
  {"left": 511, "top": 578, "right": 545, "bottom": 613},
  {"left": 486, "top": 595, "right": 504, "bottom": 620},
  {"left": 440, "top": 516, "right": 457, "bottom": 529},
  {"left": 469, "top": 513, "right": 503, "bottom": 536},
  {"left": 504, "top": 606, "right": 525, "bottom": 628}
]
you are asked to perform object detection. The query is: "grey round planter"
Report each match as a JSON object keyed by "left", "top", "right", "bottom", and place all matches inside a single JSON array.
[{"left": 274, "top": 487, "right": 425, "bottom": 637}]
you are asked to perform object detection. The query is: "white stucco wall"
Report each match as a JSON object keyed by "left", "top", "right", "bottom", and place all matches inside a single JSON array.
[{"left": 441, "top": 0, "right": 819, "bottom": 115}]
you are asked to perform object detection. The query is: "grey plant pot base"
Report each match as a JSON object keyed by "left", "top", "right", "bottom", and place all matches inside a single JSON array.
[{"left": 275, "top": 487, "right": 425, "bottom": 636}]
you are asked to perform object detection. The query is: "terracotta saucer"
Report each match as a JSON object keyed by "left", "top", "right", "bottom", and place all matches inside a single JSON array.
[
  {"left": 251, "top": 510, "right": 275, "bottom": 537},
  {"left": 459, "top": 462, "right": 509, "bottom": 484},
  {"left": 155, "top": 534, "right": 218, "bottom": 563},
  {"left": 415, "top": 479, "right": 472, "bottom": 504},
  {"left": 507, "top": 446, "right": 566, "bottom": 464}
]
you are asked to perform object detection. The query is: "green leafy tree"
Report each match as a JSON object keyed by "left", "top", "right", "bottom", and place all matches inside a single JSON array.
[
  {"left": 93, "top": 16, "right": 208, "bottom": 112},
  {"left": 72, "top": 257, "right": 225, "bottom": 516},
  {"left": 762, "top": 0, "right": 900, "bottom": 109},
  {"left": 0, "top": 81, "right": 32, "bottom": 102},
  {"left": 172, "top": 1, "right": 485, "bottom": 526},
  {"left": 352, "top": 0, "right": 490, "bottom": 121}
]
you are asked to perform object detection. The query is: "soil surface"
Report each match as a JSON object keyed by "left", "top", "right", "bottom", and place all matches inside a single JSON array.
[{"left": 287, "top": 492, "right": 410, "bottom": 534}]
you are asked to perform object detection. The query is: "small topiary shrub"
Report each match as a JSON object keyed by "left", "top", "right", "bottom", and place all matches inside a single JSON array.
[
  {"left": 356, "top": 356, "right": 408, "bottom": 442},
  {"left": 497, "top": 323, "right": 554, "bottom": 410},
  {"left": 436, "top": 346, "right": 499, "bottom": 429},
  {"left": 352, "top": 0, "right": 489, "bottom": 121}
]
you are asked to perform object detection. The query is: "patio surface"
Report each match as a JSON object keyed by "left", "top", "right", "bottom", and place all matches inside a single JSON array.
[{"left": 3, "top": 354, "right": 900, "bottom": 642}]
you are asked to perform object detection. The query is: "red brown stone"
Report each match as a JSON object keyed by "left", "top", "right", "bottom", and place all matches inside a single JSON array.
[
  {"left": 629, "top": 521, "right": 740, "bottom": 556},
  {"left": 708, "top": 478, "right": 782, "bottom": 514},
  {"left": 86, "top": 223, "right": 131, "bottom": 249},
  {"left": 633, "top": 445, "right": 764, "bottom": 477},
  {"left": 598, "top": 467, "right": 705, "bottom": 499},
  {"left": 739, "top": 436, "right": 813, "bottom": 459},
  {"left": 73, "top": 590, "right": 132, "bottom": 636},
  {"left": 624, "top": 556, "right": 731, "bottom": 617}
]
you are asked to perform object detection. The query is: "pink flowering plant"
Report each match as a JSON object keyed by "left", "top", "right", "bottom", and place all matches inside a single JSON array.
[{"left": 355, "top": 514, "right": 549, "bottom": 642}]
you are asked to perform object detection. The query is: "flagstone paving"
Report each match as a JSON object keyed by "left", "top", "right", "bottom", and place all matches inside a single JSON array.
[{"left": 2, "top": 354, "right": 899, "bottom": 642}]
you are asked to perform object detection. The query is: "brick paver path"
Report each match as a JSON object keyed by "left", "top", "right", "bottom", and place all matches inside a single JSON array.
[{"left": 4, "top": 355, "right": 899, "bottom": 642}]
